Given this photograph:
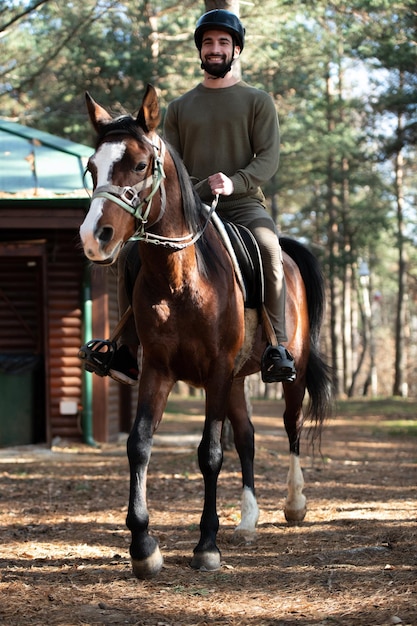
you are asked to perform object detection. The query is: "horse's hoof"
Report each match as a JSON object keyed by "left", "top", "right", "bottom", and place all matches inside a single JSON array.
[
  {"left": 190, "top": 550, "right": 221, "bottom": 571},
  {"left": 131, "top": 546, "right": 164, "bottom": 579},
  {"left": 233, "top": 527, "right": 257, "bottom": 544},
  {"left": 284, "top": 506, "right": 307, "bottom": 523}
]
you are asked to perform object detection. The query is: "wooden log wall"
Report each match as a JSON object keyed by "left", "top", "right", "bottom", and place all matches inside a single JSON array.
[{"left": 47, "top": 233, "right": 85, "bottom": 441}]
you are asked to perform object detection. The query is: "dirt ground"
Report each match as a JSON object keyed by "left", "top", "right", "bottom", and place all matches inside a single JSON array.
[{"left": 0, "top": 396, "right": 416, "bottom": 626}]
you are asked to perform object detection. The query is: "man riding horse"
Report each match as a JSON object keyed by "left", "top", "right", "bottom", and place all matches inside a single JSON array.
[{"left": 81, "top": 9, "right": 296, "bottom": 386}]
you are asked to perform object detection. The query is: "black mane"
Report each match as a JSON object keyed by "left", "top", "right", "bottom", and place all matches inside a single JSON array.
[
  {"left": 166, "top": 143, "right": 222, "bottom": 278},
  {"left": 165, "top": 143, "right": 205, "bottom": 235}
]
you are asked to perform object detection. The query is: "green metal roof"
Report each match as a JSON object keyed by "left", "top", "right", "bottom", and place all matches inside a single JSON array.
[{"left": 0, "top": 120, "right": 93, "bottom": 198}]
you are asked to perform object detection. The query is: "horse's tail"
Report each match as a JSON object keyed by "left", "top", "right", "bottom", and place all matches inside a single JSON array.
[{"left": 279, "top": 237, "right": 334, "bottom": 434}]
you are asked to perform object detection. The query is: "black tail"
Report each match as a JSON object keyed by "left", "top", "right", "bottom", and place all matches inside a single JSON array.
[{"left": 280, "top": 237, "right": 334, "bottom": 431}]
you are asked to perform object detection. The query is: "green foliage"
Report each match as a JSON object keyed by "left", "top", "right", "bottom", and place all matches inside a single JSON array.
[{"left": 0, "top": 0, "right": 203, "bottom": 140}]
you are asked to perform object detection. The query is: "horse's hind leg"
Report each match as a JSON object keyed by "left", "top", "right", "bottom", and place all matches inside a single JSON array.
[
  {"left": 283, "top": 379, "right": 307, "bottom": 522},
  {"left": 190, "top": 376, "right": 234, "bottom": 572},
  {"left": 227, "top": 377, "right": 259, "bottom": 538}
]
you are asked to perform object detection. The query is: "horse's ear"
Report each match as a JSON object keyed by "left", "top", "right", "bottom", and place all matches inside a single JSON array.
[
  {"left": 85, "top": 92, "right": 112, "bottom": 132},
  {"left": 137, "top": 84, "right": 160, "bottom": 133}
]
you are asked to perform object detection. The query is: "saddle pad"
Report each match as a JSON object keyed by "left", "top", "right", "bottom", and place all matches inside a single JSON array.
[{"left": 221, "top": 221, "right": 264, "bottom": 309}]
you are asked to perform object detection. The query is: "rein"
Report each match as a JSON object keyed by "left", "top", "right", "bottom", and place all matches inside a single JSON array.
[
  {"left": 133, "top": 194, "right": 219, "bottom": 249},
  {"left": 90, "top": 131, "right": 219, "bottom": 251}
]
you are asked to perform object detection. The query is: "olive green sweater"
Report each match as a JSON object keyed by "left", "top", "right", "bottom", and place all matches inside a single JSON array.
[{"left": 163, "top": 81, "right": 280, "bottom": 208}]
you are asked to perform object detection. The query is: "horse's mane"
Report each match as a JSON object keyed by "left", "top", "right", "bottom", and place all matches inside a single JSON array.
[
  {"left": 165, "top": 144, "right": 204, "bottom": 234},
  {"left": 165, "top": 142, "right": 226, "bottom": 279}
]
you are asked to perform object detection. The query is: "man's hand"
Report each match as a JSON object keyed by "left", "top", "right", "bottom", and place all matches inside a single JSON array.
[{"left": 208, "top": 172, "right": 234, "bottom": 196}]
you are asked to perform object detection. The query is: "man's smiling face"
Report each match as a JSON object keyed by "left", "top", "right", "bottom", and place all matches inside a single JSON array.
[{"left": 200, "top": 29, "right": 240, "bottom": 78}]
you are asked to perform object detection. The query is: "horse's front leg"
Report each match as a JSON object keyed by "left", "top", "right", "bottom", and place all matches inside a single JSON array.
[
  {"left": 190, "top": 380, "right": 232, "bottom": 571},
  {"left": 126, "top": 376, "right": 172, "bottom": 579},
  {"left": 283, "top": 379, "right": 307, "bottom": 523}
]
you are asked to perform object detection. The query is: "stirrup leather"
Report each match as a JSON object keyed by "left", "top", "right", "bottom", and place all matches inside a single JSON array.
[{"left": 78, "top": 339, "right": 117, "bottom": 377}]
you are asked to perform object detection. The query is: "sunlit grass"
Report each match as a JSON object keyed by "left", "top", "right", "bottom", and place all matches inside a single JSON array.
[
  {"left": 379, "top": 419, "right": 417, "bottom": 437},
  {"left": 163, "top": 396, "right": 417, "bottom": 438},
  {"left": 336, "top": 397, "right": 416, "bottom": 419},
  {"left": 334, "top": 397, "right": 417, "bottom": 438}
]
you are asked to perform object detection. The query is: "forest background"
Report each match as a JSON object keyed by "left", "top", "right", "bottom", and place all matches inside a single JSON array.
[{"left": 1, "top": 0, "right": 416, "bottom": 399}]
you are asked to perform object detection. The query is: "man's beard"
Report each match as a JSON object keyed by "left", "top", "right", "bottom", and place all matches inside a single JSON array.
[{"left": 201, "top": 55, "right": 233, "bottom": 79}]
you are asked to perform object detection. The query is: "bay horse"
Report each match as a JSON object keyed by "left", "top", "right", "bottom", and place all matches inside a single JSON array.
[{"left": 79, "top": 85, "right": 332, "bottom": 579}]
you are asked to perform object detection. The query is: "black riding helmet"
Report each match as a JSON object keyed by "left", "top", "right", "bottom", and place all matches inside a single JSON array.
[{"left": 194, "top": 9, "right": 245, "bottom": 51}]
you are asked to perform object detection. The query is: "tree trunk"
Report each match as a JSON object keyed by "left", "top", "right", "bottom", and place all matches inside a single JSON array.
[
  {"left": 205, "top": 0, "right": 240, "bottom": 12},
  {"left": 325, "top": 68, "right": 342, "bottom": 396},
  {"left": 349, "top": 285, "right": 368, "bottom": 397},
  {"left": 393, "top": 143, "right": 408, "bottom": 396},
  {"left": 341, "top": 160, "right": 353, "bottom": 395},
  {"left": 393, "top": 76, "right": 409, "bottom": 397}
]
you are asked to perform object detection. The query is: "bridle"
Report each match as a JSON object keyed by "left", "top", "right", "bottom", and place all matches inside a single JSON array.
[
  {"left": 91, "top": 135, "right": 166, "bottom": 238},
  {"left": 88, "top": 131, "right": 218, "bottom": 250}
]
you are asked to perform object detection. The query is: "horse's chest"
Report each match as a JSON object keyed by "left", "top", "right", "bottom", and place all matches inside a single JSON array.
[
  {"left": 148, "top": 297, "right": 202, "bottom": 331},
  {"left": 151, "top": 302, "right": 171, "bottom": 324}
]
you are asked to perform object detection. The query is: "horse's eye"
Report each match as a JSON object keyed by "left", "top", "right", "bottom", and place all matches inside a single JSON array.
[{"left": 134, "top": 162, "right": 147, "bottom": 173}]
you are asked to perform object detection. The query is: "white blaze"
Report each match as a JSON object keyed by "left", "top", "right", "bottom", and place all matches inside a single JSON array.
[{"left": 80, "top": 142, "right": 126, "bottom": 258}]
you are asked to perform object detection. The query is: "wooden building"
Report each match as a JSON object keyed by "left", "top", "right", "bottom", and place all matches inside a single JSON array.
[{"left": 0, "top": 120, "right": 133, "bottom": 447}]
